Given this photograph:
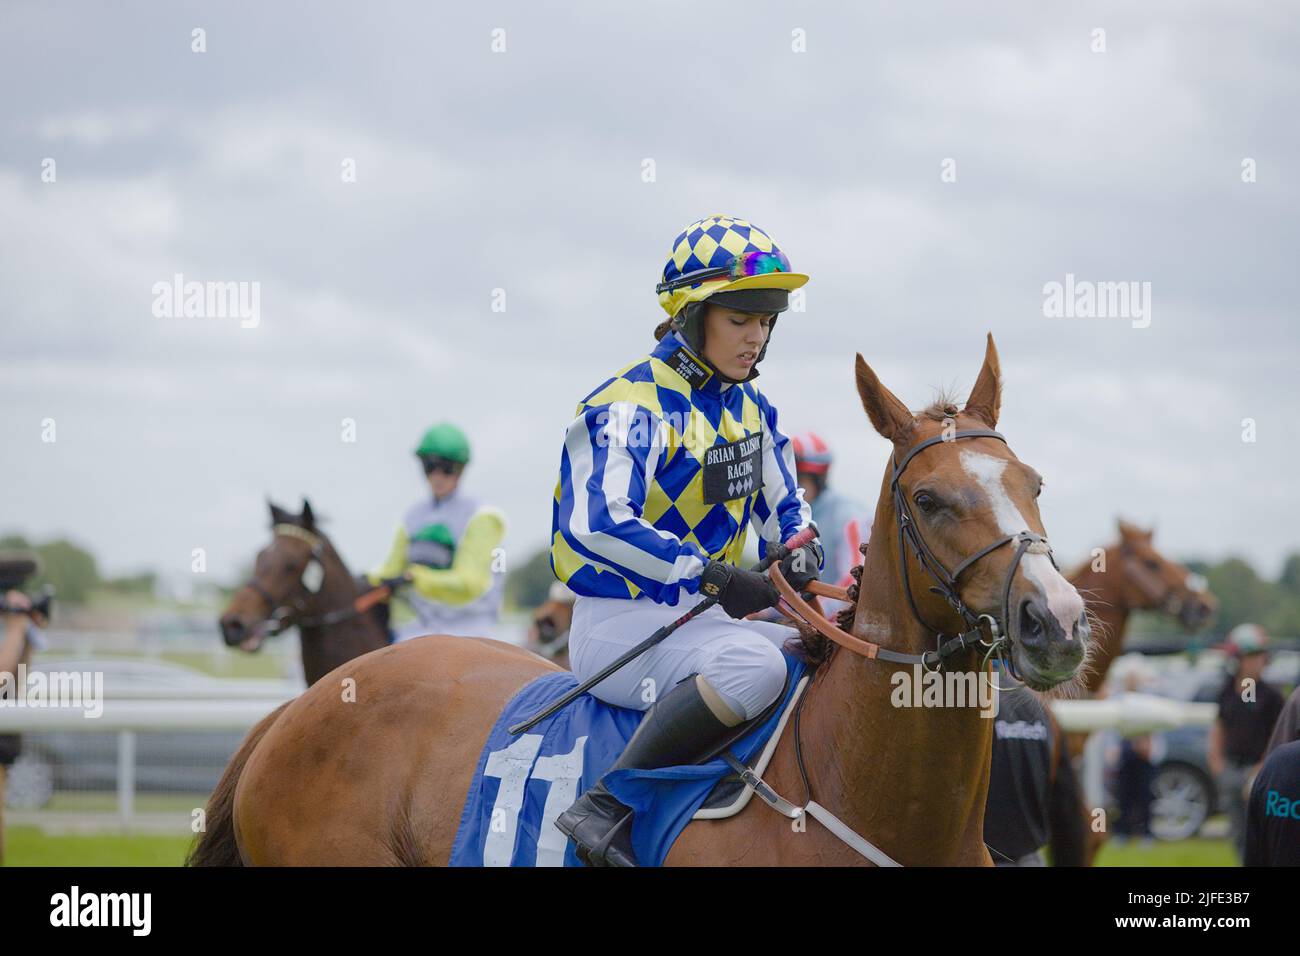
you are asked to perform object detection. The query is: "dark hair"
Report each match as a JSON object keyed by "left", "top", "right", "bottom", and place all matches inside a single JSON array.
[{"left": 654, "top": 302, "right": 708, "bottom": 346}]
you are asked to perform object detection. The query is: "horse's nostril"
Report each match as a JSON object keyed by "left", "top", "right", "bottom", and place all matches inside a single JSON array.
[
  {"left": 1075, "top": 610, "right": 1091, "bottom": 642},
  {"left": 1018, "top": 598, "right": 1065, "bottom": 649},
  {"left": 1018, "top": 600, "right": 1044, "bottom": 646}
]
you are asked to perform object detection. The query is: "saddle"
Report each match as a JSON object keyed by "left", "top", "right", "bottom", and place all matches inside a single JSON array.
[{"left": 449, "top": 653, "right": 809, "bottom": 866}]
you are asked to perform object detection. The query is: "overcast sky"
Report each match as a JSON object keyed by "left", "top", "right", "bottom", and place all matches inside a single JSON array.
[{"left": 1, "top": 1, "right": 1297, "bottom": 591}]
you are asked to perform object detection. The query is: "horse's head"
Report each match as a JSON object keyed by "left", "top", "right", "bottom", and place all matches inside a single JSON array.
[
  {"left": 530, "top": 599, "right": 573, "bottom": 648},
  {"left": 854, "top": 334, "right": 1089, "bottom": 691},
  {"left": 220, "top": 498, "right": 338, "bottom": 652},
  {"left": 1112, "top": 519, "right": 1216, "bottom": 631}
]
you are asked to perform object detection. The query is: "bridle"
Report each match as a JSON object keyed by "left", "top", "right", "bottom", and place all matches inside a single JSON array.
[
  {"left": 770, "top": 428, "right": 1059, "bottom": 677},
  {"left": 1117, "top": 545, "right": 1209, "bottom": 620},
  {"left": 889, "top": 428, "right": 1057, "bottom": 677},
  {"left": 242, "top": 524, "right": 370, "bottom": 636},
  {"left": 737, "top": 428, "right": 1066, "bottom": 866}
]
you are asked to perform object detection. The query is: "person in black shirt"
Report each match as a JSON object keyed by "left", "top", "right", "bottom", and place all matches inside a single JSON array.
[
  {"left": 984, "top": 677, "right": 1087, "bottom": 866},
  {"left": 1208, "top": 624, "right": 1285, "bottom": 863},
  {"left": 1244, "top": 739, "right": 1300, "bottom": 866}
]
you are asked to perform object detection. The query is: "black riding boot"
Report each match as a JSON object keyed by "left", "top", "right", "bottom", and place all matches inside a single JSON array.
[{"left": 555, "top": 675, "right": 739, "bottom": 867}]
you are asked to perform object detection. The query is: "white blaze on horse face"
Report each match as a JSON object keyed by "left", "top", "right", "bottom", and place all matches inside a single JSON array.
[{"left": 959, "top": 450, "right": 1084, "bottom": 639}]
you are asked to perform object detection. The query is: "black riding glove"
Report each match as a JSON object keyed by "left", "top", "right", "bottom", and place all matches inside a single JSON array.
[
  {"left": 778, "top": 538, "right": 824, "bottom": 591},
  {"left": 700, "top": 560, "right": 779, "bottom": 619}
]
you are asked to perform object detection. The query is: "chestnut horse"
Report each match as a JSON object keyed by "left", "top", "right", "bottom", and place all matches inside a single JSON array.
[
  {"left": 189, "top": 335, "right": 1090, "bottom": 866},
  {"left": 1065, "top": 521, "right": 1216, "bottom": 863},
  {"left": 1069, "top": 520, "right": 1216, "bottom": 695},
  {"left": 528, "top": 589, "right": 574, "bottom": 669},
  {"left": 218, "top": 500, "right": 389, "bottom": 686}
]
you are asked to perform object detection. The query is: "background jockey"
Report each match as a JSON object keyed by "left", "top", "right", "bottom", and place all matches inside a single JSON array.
[
  {"left": 549, "top": 215, "right": 823, "bottom": 867},
  {"left": 790, "top": 431, "right": 871, "bottom": 590},
  {"left": 368, "top": 423, "right": 506, "bottom": 641}
]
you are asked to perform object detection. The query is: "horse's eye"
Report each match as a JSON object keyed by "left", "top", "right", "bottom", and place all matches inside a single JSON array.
[{"left": 913, "top": 492, "right": 938, "bottom": 515}]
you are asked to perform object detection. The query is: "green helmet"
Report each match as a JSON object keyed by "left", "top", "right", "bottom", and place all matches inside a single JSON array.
[{"left": 414, "top": 423, "right": 470, "bottom": 464}]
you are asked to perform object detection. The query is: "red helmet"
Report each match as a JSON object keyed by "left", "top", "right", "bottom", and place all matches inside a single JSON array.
[{"left": 790, "top": 432, "right": 832, "bottom": 475}]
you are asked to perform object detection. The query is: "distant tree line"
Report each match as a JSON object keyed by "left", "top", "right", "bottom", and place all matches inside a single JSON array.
[
  {"left": 0, "top": 534, "right": 154, "bottom": 605},
  {"left": 4, "top": 530, "right": 1299, "bottom": 640}
]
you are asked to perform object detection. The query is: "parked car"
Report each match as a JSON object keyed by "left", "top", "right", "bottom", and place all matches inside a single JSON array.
[{"left": 1111, "top": 651, "right": 1298, "bottom": 840}]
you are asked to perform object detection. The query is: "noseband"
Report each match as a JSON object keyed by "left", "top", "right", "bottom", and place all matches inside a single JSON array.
[{"left": 890, "top": 428, "right": 1058, "bottom": 675}]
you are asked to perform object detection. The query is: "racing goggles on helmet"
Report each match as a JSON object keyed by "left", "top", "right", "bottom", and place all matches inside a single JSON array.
[
  {"left": 420, "top": 455, "right": 461, "bottom": 476},
  {"left": 655, "top": 250, "right": 792, "bottom": 294}
]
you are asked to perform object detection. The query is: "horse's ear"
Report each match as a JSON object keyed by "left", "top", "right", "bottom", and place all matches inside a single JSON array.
[
  {"left": 268, "top": 499, "right": 287, "bottom": 525},
  {"left": 854, "top": 353, "right": 914, "bottom": 443},
  {"left": 964, "top": 333, "right": 1002, "bottom": 428},
  {"left": 301, "top": 498, "right": 315, "bottom": 528}
]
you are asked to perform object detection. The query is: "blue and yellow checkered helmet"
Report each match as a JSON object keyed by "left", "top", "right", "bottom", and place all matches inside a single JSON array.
[{"left": 657, "top": 215, "right": 808, "bottom": 319}]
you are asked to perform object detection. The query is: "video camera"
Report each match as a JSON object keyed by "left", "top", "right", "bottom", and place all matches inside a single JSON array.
[{"left": 0, "top": 553, "right": 54, "bottom": 620}]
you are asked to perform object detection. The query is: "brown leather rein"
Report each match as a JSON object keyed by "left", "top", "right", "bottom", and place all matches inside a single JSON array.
[
  {"left": 768, "top": 569, "right": 882, "bottom": 659},
  {"left": 769, "top": 566, "right": 1007, "bottom": 671}
]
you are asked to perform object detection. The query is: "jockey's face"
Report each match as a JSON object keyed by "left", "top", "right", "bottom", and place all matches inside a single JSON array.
[
  {"left": 426, "top": 464, "right": 463, "bottom": 498},
  {"left": 797, "top": 472, "right": 822, "bottom": 503},
  {"left": 701, "top": 305, "right": 773, "bottom": 381}
]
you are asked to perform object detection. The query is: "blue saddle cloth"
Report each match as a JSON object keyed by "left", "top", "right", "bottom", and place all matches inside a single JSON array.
[{"left": 449, "top": 652, "right": 805, "bottom": 866}]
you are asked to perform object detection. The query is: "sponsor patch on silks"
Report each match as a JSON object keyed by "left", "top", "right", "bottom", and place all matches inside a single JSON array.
[
  {"left": 448, "top": 653, "right": 805, "bottom": 867},
  {"left": 409, "top": 523, "right": 455, "bottom": 569},
  {"left": 664, "top": 345, "right": 714, "bottom": 391},
  {"left": 702, "top": 434, "right": 763, "bottom": 504}
]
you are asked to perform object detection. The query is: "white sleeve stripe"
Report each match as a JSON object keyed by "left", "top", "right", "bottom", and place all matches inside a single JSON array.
[{"left": 564, "top": 403, "right": 704, "bottom": 586}]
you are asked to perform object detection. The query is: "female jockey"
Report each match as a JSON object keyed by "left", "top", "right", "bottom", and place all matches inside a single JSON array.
[{"left": 550, "top": 215, "right": 824, "bottom": 866}]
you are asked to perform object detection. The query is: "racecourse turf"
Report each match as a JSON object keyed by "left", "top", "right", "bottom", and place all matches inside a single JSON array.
[
  {"left": 2, "top": 828, "right": 1236, "bottom": 867},
  {"left": 4, "top": 827, "right": 192, "bottom": 866}
]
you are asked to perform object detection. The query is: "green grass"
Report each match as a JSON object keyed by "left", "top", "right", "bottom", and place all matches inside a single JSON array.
[
  {"left": 1094, "top": 837, "right": 1236, "bottom": 867},
  {"left": 41, "top": 648, "right": 291, "bottom": 679},
  {"left": 36, "top": 792, "right": 209, "bottom": 814},
  {"left": 4, "top": 827, "right": 192, "bottom": 866},
  {"left": 3, "top": 831, "right": 1239, "bottom": 868},
  {"left": 152, "top": 650, "right": 288, "bottom": 679}
]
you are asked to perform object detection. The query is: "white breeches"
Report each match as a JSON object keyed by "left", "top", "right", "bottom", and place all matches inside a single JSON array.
[{"left": 568, "top": 590, "right": 798, "bottom": 721}]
